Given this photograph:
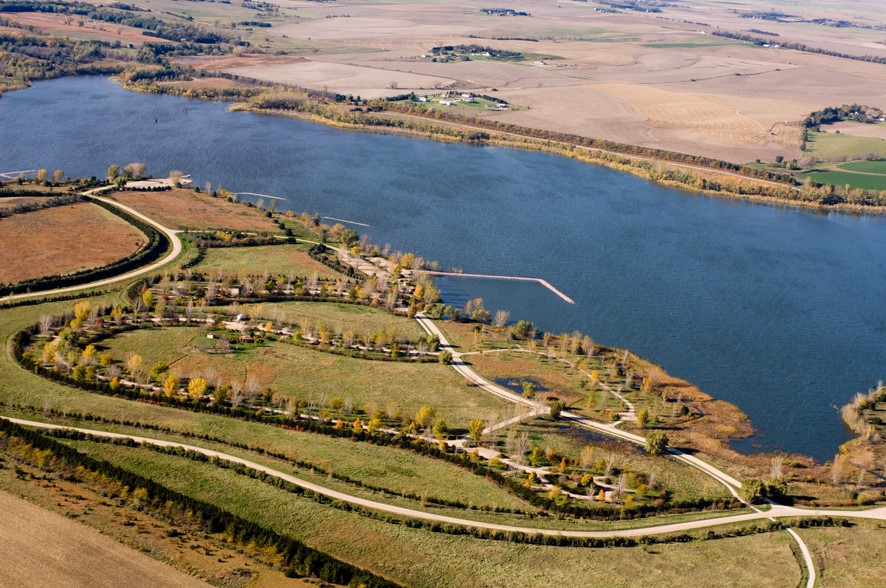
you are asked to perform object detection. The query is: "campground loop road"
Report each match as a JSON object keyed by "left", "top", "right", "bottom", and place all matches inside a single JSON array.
[
  {"left": 0, "top": 189, "right": 183, "bottom": 304},
  {"left": 413, "top": 313, "right": 842, "bottom": 587},
  {"left": 415, "top": 314, "right": 744, "bottom": 496},
  {"left": 5, "top": 417, "right": 886, "bottom": 544}
]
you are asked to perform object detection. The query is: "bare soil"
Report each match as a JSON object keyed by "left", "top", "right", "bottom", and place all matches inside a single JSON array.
[
  {"left": 0, "top": 490, "right": 210, "bottom": 588},
  {"left": 0, "top": 203, "right": 146, "bottom": 284}
]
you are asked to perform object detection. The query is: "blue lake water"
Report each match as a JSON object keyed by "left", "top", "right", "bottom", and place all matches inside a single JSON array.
[{"left": 2, "top": 76, "right": 884, "bottom": 461}]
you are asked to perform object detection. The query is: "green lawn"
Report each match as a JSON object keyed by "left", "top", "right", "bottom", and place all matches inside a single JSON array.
[
  {"left": 797, "top": 170, "right": 886, "bottom": 191},
  {"left": 247, "top": 301, "right": 426, "bottom": 341},
  {"left": 57, "top": 442, "right": 802, "bottom": 588},
  {"left": 99, "top": 327, "right": 508, "bottom": 426},
  {"left": 838, "top": 160, "right": 886, "bottom": 174},
  {"left": 193, "top": 244, "right": 342, "bottom": 278},
  {"left": 805, "top": 131, "right": 886, "bottom": 162}
]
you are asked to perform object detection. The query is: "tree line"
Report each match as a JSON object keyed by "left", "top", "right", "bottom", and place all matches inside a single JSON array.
[
  {"left": 711, "top": 30, "right": 886, "bottom": 64},
  {"left": 0, "top": 418, "right": 400, "bottom": 586},
  {"left": 0, "top": 196, "right": 170, "bottom": 296}
]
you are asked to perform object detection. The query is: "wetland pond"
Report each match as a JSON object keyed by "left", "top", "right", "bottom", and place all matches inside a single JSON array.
[{"left": 2, "top": 76, "right": 885, "bottom": 461}]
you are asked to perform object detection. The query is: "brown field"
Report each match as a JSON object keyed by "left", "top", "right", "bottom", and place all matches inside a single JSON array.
[
  {"left": 0, "top": 203, "right": 146, "bottom": 285},
  {"left": 5, "top": 12, "right": 158, "bottom": 45},
  {"left": 822, "top": 121, "right": 886, "bottom": 140},
  {"left": 108, "top": 188, "right": 279, "bottom": 232},
  {"left": 176, "top": 0, "right": 886, "bottom": 163},
  {"left": 159, "top": 77, "right": 257, "bottom": 90},
  {"left": 0, "top": 491, "right": 210, "bottom": 588}
]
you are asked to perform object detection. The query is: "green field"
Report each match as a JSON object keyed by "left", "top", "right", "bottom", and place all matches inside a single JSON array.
[
  {"left": 58, "top": 441, "right": 802, "bottom": 588},
  {"left": 805, "top": 131, "right": 886, "bottom": 162},
  {"left": 838, "top": 160, "right": 886, "bottom": 174},
  {"left": 194, "top": 244, "right": 341, "bottom": 278},
  {"left": 249, "top": 300, "right": 426, "bottom": 341},
  {"left": 99, "top": 327, "right": 508, "bottom": 426},
  {"left": 797, "top": 171, "right": 886, "bottom": 191}
]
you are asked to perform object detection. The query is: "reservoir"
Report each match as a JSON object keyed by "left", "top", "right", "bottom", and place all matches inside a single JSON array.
[{"left": 2, "top": 76, "right": 884, "bottom": 461}]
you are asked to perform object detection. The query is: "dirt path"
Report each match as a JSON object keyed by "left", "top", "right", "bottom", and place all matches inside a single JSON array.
[{"left": 6, "top": 416, "right": 885, "bottom": 546}]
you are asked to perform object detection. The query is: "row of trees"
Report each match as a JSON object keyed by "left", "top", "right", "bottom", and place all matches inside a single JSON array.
[{"left": 0, "top": 419, "right": 398, "bottom": 586}]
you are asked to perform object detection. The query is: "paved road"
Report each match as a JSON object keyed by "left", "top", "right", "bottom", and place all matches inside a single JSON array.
[
  {"left": 6, "top": 417, "right": 885, "bottom": 543},
  {"left": 0, "top": 191, "right": 183, "bottom": 304}
]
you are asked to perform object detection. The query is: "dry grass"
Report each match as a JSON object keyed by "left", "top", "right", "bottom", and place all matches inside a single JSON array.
[
  {"left": 0, "top": 203, "right": 146, "bottom": 284},
  {"left": 797, "top": 520, "right": 886, "bottom": 587},
  {"left": 108, "top": 189, "right": 279, "bottom": 232},
  {"left": 0, "top": 490, "right": 210, "bottom": 588},
  {"left": 4, "top": 12, "right": 158, "bottom": 44},
  {"left": 822, "top": 122, "right": 886, "bottom": 140},
  {"left": 195, "top": 245, "right": 340, "bottom": 278},
  {"left": 0, "top": 196, "right": 48, "bottom": 211}
]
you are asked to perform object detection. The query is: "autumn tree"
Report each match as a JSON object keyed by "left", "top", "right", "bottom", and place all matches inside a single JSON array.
[
  {"left": 414, "top": 405, "right": 437, "bottom": 428},
  {"left": 468, "top": 418, "right": 486, "bottom": 443},
  {"left": 493, "top": 309, "right": 510, "bottom": 327},
  {"left": 163, "top": 373, "right": 179, "bottom": 397},
  {"left": 511, "top": 320, "right": 535, "bottom": 340},
  {"left": 188, "top": 377, "right": 208, "bottom": 401},
  {"left": 123, "top": 162, "right": 147, "bottom": 179},
  {"left": 125, "top": 353, "right": 144, "bottom": 380}
]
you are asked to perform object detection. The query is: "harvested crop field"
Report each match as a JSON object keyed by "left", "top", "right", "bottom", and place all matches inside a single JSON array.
[
  {"left": 4, "top": 12, "right": 157, "bottom": 45},
  {"left": 178, "top": 0, "right": 886, "bottom": 163},
  {"left": 108, "top": 188, "right": 278, "bottom": 232},
  {"left": 821, "top": 121, "right": 886, "bottom": 140},
  {"left": 0, "top": 203, "right": 146, "bottom": 284},
  {"left": 0, "top": 491, "right": 209, "bottom": 588}
]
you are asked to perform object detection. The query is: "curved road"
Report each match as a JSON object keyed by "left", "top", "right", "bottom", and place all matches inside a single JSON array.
[
  {"left": 5, "top": 417, "right": 885, "bottom": 542},
  {"left": 416, "top": 314, "right": 744, "bottom": 496},
  {"left": 414, "top": 313, "right": 846, "bottom": 586},
  {"left": 0, "top": 191, "right": 183, "bottom": 304}
]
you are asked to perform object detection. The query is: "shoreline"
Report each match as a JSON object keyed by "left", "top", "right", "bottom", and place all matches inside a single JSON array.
[
  {"left": 2, "top": 75, "right": 874, "bottom": 468},
  {"left": 230, "top": 102, "right": 886, "bottom": 217},
  {"left": 13, "top": 72, "right": 886, "bottom": 215}
]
